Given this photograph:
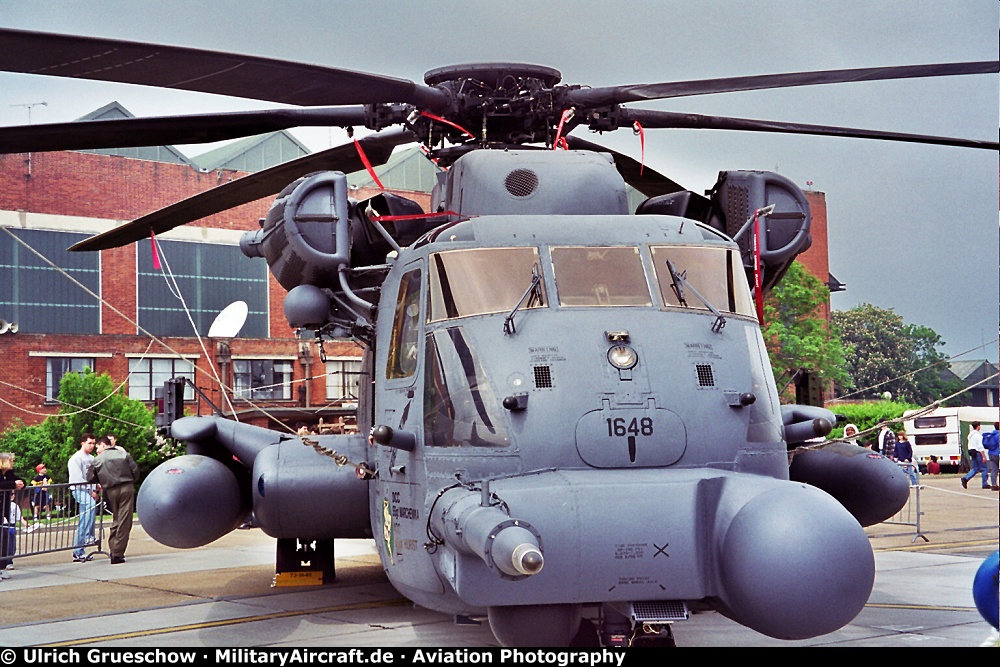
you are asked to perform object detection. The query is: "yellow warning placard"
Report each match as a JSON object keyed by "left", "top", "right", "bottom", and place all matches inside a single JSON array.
[{"left": 272, "top": 571, "right": 324, "bottom": 587}]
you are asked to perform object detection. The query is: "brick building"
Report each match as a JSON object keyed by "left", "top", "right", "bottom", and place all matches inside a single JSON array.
[
  {"left": 0, "top": 116, "right": 831, "bottom": 433},
  {"left": 0, "top": 117, "right": 431, "bottom": 433}
]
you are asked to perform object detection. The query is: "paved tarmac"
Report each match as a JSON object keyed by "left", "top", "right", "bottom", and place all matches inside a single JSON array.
[{"left": 0, "top": 474, "right": 996, "bottom": 648}]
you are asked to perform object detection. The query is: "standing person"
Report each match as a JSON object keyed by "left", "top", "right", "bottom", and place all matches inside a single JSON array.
[
  {"left": 961, "top": 422, "right": 988, "bottom": 489},
  {"left": 87, "top": 434, "right": 139, "bottom": 564},
  {"left": 68, "top": 433, "right": 98, "bottom": 563},
  {"left": 982, "top": 422, "right": 999, "bottom": 491},
  {"left": 894, "top": 430, "right": 919, "bottom": 486},
  {"left": 878, "top": 425, "right": 897, "bottom": 460},
  {"left": 843, "top": 424, "right": 861, "bottom": 447},
  {"left": 30, "top": 463, "right": 53, "bottom": 527},
  {"left": 0, "top": 452, "right": 25, "bottom": 579}
]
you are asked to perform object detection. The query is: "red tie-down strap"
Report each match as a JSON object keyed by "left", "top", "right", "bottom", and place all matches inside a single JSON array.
[
  {"left": 419, "top": 144, "right": 442, "bottom": 167},
  {"left": 553, "top": 109, "right": 575, "bottom": 150},
  {"left": 352, "top": 137, "right": 386, "bottom": 191},
  {"left": 150, "top": 230, "right": 161, "bottom": 270},
  {"left": 632, "top": 120, "right": 645, "bottom": 175},
  {"left": 753, "top": 209, "right": 764, "bottom": 325},
  {"left": 420, "top": 111, "right": 476, "bottom": 141},
  {"left": 368, "top": 209, "right": 464, "bottom": 223}
]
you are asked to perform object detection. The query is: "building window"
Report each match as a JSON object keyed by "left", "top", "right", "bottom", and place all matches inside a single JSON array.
[
  {"left": 46, "top": 358, "right": 96, "bottom": 402},
  {"left": 233, "top": 359, "right": 293, "bottom": 400},
  {"left": 326, "top": 358, "right": 362, "bottom": 403},
  {"left": 128, "top": 358, "right": 196, "bottom": 402},
  {"left": 137, "top": 239, "right": 268, "bottom": 338},
  {"left": 0, "top": 229, "right": 100, "bottom": 334}
]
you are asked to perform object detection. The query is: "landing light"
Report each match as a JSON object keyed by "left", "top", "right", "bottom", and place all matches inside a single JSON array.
[{"left": 607, "top": 345, "right": 638, "bottom": 370}]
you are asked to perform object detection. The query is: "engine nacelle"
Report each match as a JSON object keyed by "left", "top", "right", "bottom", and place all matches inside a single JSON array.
[{"left": 136, "top": 454, "right": 246, "bottom": 548}]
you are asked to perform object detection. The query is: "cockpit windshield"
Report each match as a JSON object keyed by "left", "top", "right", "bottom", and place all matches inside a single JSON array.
[
  {"left": 550, "top": 246, "right": 653, "bottom": 307},
  {"left": 650, "top": 246, "right": 755, "bottom": 317},
  {"left": 428, "top": 247, "right": 546, "bottom": 322}
]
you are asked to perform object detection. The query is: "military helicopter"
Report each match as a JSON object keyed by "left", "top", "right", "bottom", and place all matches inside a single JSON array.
[{"left": 1, "top": 28, "right": 997, "bottom": 647}]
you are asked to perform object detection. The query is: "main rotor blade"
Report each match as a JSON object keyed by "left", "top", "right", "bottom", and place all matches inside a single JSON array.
[
  {"left": 0, "top": 28, "right": 448, "bottom": 110},
  {"left": 0, "top": 107, "right": 370, "bottom": 153},
  {"left": 566, "top": 61, "right": 1000, "bottom": 107},
  {"left": 624, "top": 109, "right": 1000, "bottom": 151},
  {"left": 563, "top": 135, "right": 686, "bottom": 197},
  {"left": 69, "top": 128, "right": 416, "bottom": 252}
]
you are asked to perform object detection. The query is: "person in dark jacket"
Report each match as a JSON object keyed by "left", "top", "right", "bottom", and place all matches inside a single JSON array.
[
  {"left": 894, "top": 430, "right": 918, "bottom": 486},
  {"left": 983, "top": 422, "right": 1000, "bottom": 491},
  {"left": 87, "top": 435, "right": 139, "bottom": 564},
  {"left": 0, "top": 452, "right": 26, "bottom": 578}
]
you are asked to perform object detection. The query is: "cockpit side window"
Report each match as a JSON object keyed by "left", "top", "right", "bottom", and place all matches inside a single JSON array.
[
  {"left": 650, "top": 245, "right": 756, "bottom": 317},
  {"left": 386, "top": 268, "right": 422, "bottom": 379},
  {"left": 423, "top": 328, "right": 509, "bottom": 448},
  {"left": 428, "top": 247, "right": 545, "bottom": 322},
  {"left": 550, "top": 246, "right": 652, "bottom": 307}
]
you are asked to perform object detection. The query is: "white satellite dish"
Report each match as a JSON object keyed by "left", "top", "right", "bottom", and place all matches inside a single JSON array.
[{"left": 208, "top": 301, "right": 248, "bottom": 338}]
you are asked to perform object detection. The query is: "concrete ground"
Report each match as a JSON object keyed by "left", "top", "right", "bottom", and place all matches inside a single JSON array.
[{"left": 0, "top": 474, "right": 996, "bottom": 647}]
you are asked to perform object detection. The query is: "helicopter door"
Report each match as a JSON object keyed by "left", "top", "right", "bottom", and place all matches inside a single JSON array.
[{"left": 374, "top": 264, "right": 444, "bottom": 594}]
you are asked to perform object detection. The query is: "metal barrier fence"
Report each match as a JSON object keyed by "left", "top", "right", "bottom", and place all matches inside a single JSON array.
[
  {"left": 2, "top": 482, "right": 106, "bottom": 563},
  {"left": 882, "top": 462, "right": 928, "bottom": 543}
]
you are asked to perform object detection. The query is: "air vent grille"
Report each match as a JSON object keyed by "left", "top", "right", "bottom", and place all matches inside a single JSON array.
[
  {"left": 505, "top": 169, "right": 539, "bottom": 197},
  {"left": 533, "top": 365, "right": 553, "bottom": 389},
  {"left": 628, "top": 601, "right": 689, "bottom": 623},
  {"left": 695, "top": 364, "right": 715, "bottom": 387}
]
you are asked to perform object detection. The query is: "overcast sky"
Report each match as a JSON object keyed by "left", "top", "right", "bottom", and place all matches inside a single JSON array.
[{"left": 2, "top": 0, "right": 997, "bottom": 364}]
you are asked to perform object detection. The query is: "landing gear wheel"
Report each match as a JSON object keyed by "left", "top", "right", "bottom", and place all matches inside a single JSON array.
[{"left": 631, "top": 623, "right": 676, "bottom": 647}]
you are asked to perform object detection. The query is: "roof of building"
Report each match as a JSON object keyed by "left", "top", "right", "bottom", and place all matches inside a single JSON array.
[
  {"left": 192, "top": 131, "right": 311, "bottom": 172},
  {"left": 949, "top": 359, "right": 998, "bottom": 384},
  {"left": 346, "top": 145, "right": 441, "bottom": 192},
  {"left": 76, "top": 102, "right": 198, "bottom": 167}
]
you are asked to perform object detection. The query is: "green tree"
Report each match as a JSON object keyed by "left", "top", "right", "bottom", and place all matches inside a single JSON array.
[
  {"left": 0, "top": 419, "right": 53, "bottom": 480},
  {"left": 19, "top": 369, "right": 162, "bottom": 483},
  {"left": 762, "top": 261, "right": 851, "bottom": 398},
  {"left": 826, "top": 400, "right": 919, "bottom": 444},
  {"left": 832, "top": 304, "right": 964, "bottom": 405},
  {"left": 903, "top": 323, "right": 968, "bottom": 405}
]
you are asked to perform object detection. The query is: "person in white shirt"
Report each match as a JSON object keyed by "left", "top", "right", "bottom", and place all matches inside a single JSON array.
[
  {"left": 961, "top": 422, "right": 988, "bottom": 490},
  {"left": 68, "top": 433, "right": 98, "bottom": 562}
]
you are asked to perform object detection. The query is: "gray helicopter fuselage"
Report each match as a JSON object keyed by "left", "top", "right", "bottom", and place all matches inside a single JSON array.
[
  {"left": 366, "top": 212, "right": 836, "bottom": 625},
  {"left": 135, "top": 148, "right": 886, "bottom": 643}
]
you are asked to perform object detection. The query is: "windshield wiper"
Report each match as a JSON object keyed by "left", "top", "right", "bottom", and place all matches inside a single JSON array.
[
  {"left": 503, "top": 264, "right": 544, "bottom": 335},
  {"left": 665, "top": 259, "right": 726, "bottom": 333}
]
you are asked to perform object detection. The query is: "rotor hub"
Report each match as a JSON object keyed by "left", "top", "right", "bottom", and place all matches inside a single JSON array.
[
  {"left": 423, "top": 63, "right": 561, "bottom": 88},
  {"left": 418, "top": 64, "right": 566, "bottom": 148}
]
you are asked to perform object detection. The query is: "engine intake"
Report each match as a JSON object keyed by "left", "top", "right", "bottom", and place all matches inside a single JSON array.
[
  {"left": 242, "top": 171, "right": 443, "bottom": 339},
  {"left": 240, "top": 171, "right": 352, "bottom": 291},
  {"left": 636, "top": 169, "right": 812, "bottom": 293}
]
